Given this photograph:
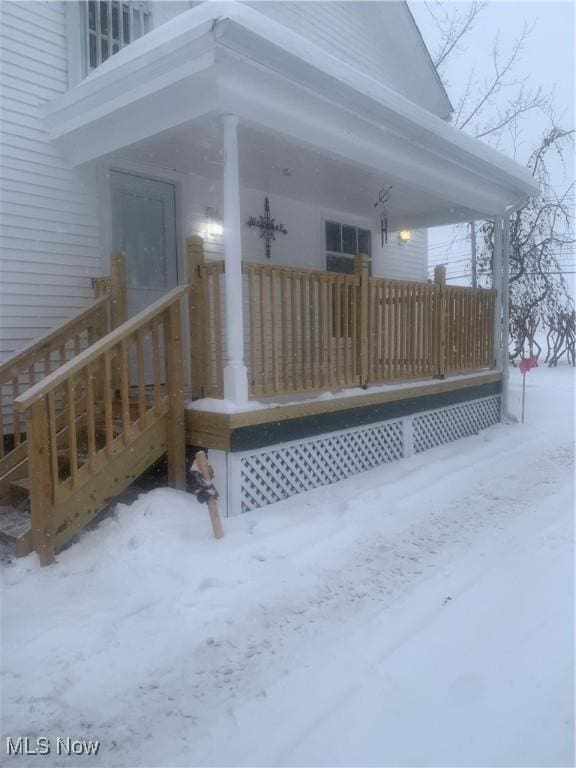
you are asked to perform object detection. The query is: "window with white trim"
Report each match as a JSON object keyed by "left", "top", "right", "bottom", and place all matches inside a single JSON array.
[
  {"left": 325, "top": 220, "right": 372, "bottom": 338},
  {"left": 325, "top": 220, "right": 372, "bottom": 275},
  {"left": 85, "top": 1, "right": 152, "bottom": 71}
]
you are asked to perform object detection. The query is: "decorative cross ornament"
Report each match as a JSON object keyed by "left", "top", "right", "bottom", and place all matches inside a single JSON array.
[
  {"left": 374, "top": 185, "right": 393, "bottom": 247},
  {"left": 247, "top": 197, "right": 287, "bottom": 258}
]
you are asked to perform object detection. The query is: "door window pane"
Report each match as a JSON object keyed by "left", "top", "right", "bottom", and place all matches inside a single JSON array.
[{"left": 116, "top": 191, "right": 168, "bottom": 288}]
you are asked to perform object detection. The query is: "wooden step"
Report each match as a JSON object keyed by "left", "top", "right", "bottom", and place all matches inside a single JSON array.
[
  {"left": 0, "top": 505, "right": 32, "bottom": 557},
  {"left": 10, "top": 477, "right": 30, "bottom": 506}
]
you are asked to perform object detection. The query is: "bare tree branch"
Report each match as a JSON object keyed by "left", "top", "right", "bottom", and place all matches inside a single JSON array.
[
  {"left": 426, "top": 1, "right": 487, "bottom": 70},
  {"left": 424, "top": 4, "right": 574, "bottom": 361},
  {"left": 474, "top": 87, "right": 549, "bottom": 139},
  {"left": 458, "top": 24, "right": 531, "bottom": 131}
]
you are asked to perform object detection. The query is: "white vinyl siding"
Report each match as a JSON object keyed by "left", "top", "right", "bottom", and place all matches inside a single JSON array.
[
  {"left": 373, "top": 230, "right": 429, "bottom": 282},
  {"left": 151, "top": 1, "right": 195, "bottom": 28},
  {"left": 248, "top": 2, "right": 388, "bottom": 82},
  {"left": 246, "top": 2, "right": 450, "bottom": 117},
  {"left": 0, "top": 1, "right": 101, "bottom": 361}
]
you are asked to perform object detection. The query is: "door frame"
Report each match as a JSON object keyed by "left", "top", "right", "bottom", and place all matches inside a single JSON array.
[
  {"left": 97, "top": 158, "right": 188, "bottom": 292},
  {"left": 97, "top": 157, "right": 192, "bottom": 392}
]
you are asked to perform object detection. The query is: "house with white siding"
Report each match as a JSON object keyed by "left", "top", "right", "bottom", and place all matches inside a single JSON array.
[{"left": 0, "top": 1, "right": 538, "bottom": 565}]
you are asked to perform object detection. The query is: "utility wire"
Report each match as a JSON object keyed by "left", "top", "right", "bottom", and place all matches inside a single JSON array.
[{"left": 447, "top": 271, "right": 576, "bottom": 281}]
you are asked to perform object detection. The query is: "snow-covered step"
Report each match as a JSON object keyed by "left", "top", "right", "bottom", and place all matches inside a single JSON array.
[
  {"left": 0, "top": 505, "right": 32, "bottom": 557},
  {"left": 9, "top": 477, "right": 31, "bottom": 507}
]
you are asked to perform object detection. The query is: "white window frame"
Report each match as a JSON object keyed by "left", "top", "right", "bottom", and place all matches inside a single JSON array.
[
  {"left": 325, "top": 219, "right": 372, "bottom": 274},
  {"left": 66, "top": 1, "right": 152, "bottom": 86}
]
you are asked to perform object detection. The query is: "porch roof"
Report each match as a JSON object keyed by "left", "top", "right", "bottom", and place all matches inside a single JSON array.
[{"left": 45, "top": 1, "right": 539, "bottom": 228}]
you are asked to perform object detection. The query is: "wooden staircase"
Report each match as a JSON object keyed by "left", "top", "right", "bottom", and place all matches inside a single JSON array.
[
  {"left": 0, "top": 251, "right": 190, "bottom": 565},
  {"left": 1, "top": 408, "right": 138, "bottom": 555}
]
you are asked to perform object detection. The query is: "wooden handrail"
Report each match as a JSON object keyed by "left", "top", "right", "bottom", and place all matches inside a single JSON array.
[
  {"left": 242, "top": 260, "right": 360, "bottom": 281},
  {"left": 0, "top": 295, "right": 110, "bottom": 381},
  {"left": 15, "top": 285, "right": 189, "bottom": 411}
]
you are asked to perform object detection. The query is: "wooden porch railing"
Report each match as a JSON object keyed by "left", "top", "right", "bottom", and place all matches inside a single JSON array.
[
  {"left": 14, "top": 284, "right": 187, "bottom": 565},
  {"left": 188, "top": 236, "right": 224, "bottom": 398},
  {"left": 445, "top": 284, "right": 495, "bottom": 374},
  {"left": 243, "top": 262, "right": 360, "bottom": 397},
  {"left": 0, "top": 253, "right": 128, "bottom": 502},
  {"left": 0, "top": 295, "right": 113, "bottom": 505},
  {"left": 189, "top": 239, "right": 497, "bottom": 399},
  {"left": 367, "top": 274, "right": 438, "bottom": 382}
]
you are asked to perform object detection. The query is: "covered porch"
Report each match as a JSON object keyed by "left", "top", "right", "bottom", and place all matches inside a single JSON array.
[{"left": 44, "top": 1, "right": 538, "bottom": 412}]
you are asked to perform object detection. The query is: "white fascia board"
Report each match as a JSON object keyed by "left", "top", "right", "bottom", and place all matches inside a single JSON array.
[
  {"left": 49, "top": 51, "right": 217, "bottom": 151},
  {"left": 66, "top": 77, "right": 219, "bottom": 166},
  {"left": 389, "top": 208, "right": 482, "bottom": 231},
  {"left": 217, "top": 60, "right": 515, "bottom": 220}
]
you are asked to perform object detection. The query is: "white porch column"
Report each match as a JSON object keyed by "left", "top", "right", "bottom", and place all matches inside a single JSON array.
[
  {"left": 501, "top": 212, "right": 512, "bottom": 417},
  {"left": 492, "top": 215, "right": 504, "bottom": 371},
  {"left": 222, "top": 114, "right": 249, "bottom": 405}
]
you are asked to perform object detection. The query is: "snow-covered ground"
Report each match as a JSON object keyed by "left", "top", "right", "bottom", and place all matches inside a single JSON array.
[{"left": 2, "top": 365, "right": 574, "bottom": 767}]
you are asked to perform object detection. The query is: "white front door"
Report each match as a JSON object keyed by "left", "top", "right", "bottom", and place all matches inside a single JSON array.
[{"left": 111, "top": 171, "right": 178, "bottom": 317}]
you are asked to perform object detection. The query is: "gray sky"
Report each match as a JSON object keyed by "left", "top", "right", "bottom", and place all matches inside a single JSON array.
[{"left": 409, "top": 0, "right": 575, "bottom": 284}]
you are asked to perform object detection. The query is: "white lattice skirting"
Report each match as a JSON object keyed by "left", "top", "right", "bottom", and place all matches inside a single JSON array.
[
  {"left": 412, "top": 395, "right": 501, "bottom": 453},
  {"left": 224, "top": 395, "right": 501, "bottom": 514}
]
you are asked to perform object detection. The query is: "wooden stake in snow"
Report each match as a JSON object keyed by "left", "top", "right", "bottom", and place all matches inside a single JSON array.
[
  {"left": 194, "top": 451, "right": 225, "bottom": 539},
  {"left": 519, "top": 356, "right": 537, "bottom": 424}
]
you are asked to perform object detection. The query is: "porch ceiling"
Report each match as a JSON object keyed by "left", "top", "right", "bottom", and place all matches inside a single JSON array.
[
  {"left": 109, "top": 117, "right": 480, "bottom": 230},
  {"left": 44, "top": 1, "right": 539, "bottom": 227}
]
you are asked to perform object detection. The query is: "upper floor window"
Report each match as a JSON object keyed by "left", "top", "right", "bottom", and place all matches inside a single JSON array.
[{"left": 86, "top": 1, "right": 151, "bottom": 70}]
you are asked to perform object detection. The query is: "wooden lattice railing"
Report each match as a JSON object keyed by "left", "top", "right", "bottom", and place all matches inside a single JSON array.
[
  {"left": 14, "top": 284, "right": 188, "bottom": 565},
  {"left": 189, "top": 242, "right": 497, "bottom": 399}
]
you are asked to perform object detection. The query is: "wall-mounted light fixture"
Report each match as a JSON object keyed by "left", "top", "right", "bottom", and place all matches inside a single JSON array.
[
  {"left": 398, "top": 230, "right": 411, "bottom": 245},
  {"left": 204, "top": 206, "right": 223, "bottom": 237}
]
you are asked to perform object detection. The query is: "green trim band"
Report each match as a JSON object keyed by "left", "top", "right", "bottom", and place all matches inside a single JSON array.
[{"left": 229, "top": 380, "right": 502, "bottom": 452}]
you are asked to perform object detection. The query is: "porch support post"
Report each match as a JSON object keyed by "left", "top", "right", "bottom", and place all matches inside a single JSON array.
[
  {"left": 434, "top": 264, "right": 447, "bottom": 378},
  {"left": 501, "top": 212, "right": 511, "bottom": 418},
  {"left": 222, "top": 114, "right": 249, "bottom": 405},
  {"left": 354, "top": 254, "right": 370, "bottom": 387},
  {"left": 492, "top": 216, "right": 504, "bottom": 371}
]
